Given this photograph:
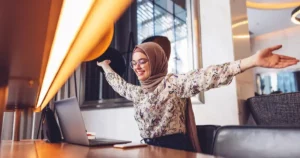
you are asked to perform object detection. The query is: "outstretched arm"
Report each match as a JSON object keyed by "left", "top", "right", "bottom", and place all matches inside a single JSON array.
[
  {"left": 97, "top": 60, "right": 142, "bottom": 102},
  {"left": 240, "top": 45, "right": 299, "bottom": 71},
  {"left": 172, "top": 45, "right": 299, "bottom": 98},
  {"left": 171, "top": 61, "right": 241, "bottom": 98}
]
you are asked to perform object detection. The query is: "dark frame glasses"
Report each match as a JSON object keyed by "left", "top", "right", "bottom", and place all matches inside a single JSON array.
[{"left": 130, "top": 58, "right": 149, "bottom": 69}]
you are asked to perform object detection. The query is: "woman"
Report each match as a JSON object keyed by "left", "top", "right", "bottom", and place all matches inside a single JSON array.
[{"left": 97, "top": 42, "right": 299, "bottom": 152}]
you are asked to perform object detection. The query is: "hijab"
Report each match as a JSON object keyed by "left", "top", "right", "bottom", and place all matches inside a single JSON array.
[{"left": 133, "top": 42, "right": 168, "bottom": 92}]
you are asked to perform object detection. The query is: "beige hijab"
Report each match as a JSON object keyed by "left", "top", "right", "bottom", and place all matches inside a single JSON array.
[
  {"left": 133, "top": 42, "right": 168, "bottom": 92},
  {"left": 133, "top": 42, "right": 202, "bottom": 152}
]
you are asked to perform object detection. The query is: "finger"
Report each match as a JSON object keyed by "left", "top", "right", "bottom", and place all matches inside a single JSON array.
[
  {"left": 268, "top": 45, "right": 282, "bottom": 51},
  {"left": 274, "top": 61, "right": 298, "bottom": 68},
  {"left": 280, "top": 58, "right": 299, "bottom": 62},
  {"left": 273, "top": 62, "right": 290, "bottom": 68},
  {"left": 280, "top": 60, "right": 299, "bottom": 65},
  {"left": 273, "top": 64, "right": 288, "bottom": 69},
  {"left": 279, "top": 55, "right": 297, "bottom": 60}
]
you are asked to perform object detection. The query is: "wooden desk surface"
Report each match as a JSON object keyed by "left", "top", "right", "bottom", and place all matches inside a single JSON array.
[{"left": 0, "top": 140, "right": 220, "bottom": 158}]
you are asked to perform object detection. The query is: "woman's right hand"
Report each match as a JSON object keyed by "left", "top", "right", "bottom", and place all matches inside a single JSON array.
[
  {"left": 97, "top": 60, "right": 111, "bottom": 67},
  {"left": 96, "top": 60, "right": 114, "bottom": 73}
]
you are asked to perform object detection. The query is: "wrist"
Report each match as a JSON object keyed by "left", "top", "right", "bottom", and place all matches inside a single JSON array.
[
  {"left": 240, "top": 56, "right": 256, "bottom": 72},
  {"left": 102, "top": 64, "right": 113, "bottom": 73},
  {"left": 248, "top": 55, "right": 257, "bottom": 68}
]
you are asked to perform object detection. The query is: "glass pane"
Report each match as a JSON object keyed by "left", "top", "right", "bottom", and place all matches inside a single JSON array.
[
  {"left": 153, "top": 5, "right": 174, "bottom": 38},
  {"left": 257, "top": 71, "right": 299, "bottom": 95},
  {"left": 137, "top": 0, "right": 154, "bottom": 43},
  {"left": 137, "top": 0, "right": 188, "bottom": 74}
]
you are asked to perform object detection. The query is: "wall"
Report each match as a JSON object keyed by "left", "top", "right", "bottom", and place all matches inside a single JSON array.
[
  {"left": 251, "top": 25, "right": 300, "bottom": 74},
  {"left": 192, "top": 0, "right": 254, "bottom": 125},
  {"left": 192, "top": 0, "right": 239, "bottom": 125}
]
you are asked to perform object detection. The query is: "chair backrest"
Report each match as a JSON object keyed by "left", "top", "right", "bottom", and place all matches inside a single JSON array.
[
  {"left": 247, "top": 92, "right": 300, "bottom": 126},
  {"left": 196, "top": 125, "right": 220, "bottom": 155},
  {"left": 213, "top": 126, "right": 300, "bottom": 158}
]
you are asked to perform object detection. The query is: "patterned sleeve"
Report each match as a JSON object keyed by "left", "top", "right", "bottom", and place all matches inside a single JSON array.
[
  {"left": 105, "top": 72, "right": 142, "bottom": 102},
  {"left": 171, "top": 60, "right": 242, "bottom": 98}
]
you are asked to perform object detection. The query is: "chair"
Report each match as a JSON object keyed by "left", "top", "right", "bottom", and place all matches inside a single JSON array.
[
  {"left": 247, "top": 92, "right": 300, "bottom": 126},
  {"left": 196, "top": 125, "right": 220, "bottom": 154},
  {"left": 212, "top": 126, "right": 300, "bottom": 158}
]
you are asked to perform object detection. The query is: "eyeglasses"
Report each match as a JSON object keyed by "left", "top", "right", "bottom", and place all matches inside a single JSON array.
[{"left": 130, "top": 58, "right": 149, "bottom": 69}]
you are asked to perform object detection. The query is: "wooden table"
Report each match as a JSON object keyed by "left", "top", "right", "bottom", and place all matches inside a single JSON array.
[{"left": 0, "top": 140, "right": 220, "bottom": 158}]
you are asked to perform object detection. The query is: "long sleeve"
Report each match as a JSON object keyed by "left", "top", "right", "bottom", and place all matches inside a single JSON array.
[
  {"left": 171, "top": 60, "right": 242, "bottom": 98},
  {"left": 105, "top": 72, "right": 142, "bottom": 102}
]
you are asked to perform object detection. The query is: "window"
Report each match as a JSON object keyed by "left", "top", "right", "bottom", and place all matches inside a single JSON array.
[
  {"left": 137, "top": 0, "right": 190, "bottom": 74},
  {"left": 256, "top": 71, "right": 300, "bottom": 95}
]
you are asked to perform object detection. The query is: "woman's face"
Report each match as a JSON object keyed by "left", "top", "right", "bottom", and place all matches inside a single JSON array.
[{"left": 131, "top": 52, "right": 151, "bottom": 81}]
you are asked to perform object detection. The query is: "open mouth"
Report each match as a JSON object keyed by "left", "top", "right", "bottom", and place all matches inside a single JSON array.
[{"left": 136, "top": 70, "right": 145, "bottom": 76}]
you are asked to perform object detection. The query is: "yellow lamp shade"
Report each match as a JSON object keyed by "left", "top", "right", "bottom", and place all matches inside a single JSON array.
[
  {"left": 84, "top": 24, "right": 114, "bottom": 61},
  {"left": 37, "top": 0, "right": 133, "bottom": 110}
]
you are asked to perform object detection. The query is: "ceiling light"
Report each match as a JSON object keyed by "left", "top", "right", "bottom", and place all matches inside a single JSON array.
[
  {"left": 232, "top": 20, "right": 248, "bottom": 29},
  {"left": 291, "top": 6, "right": 300, "bottom": 25},
  {"left": 247, "top": 1, "right": 300, "bottom": 10},
  {"left": 233, "top": 35, "right": 250, "bottom": 39}
]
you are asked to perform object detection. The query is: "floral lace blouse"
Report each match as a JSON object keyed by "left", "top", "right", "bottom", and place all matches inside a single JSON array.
[{"left": 104, "top": 61, "right": 241, "bottom": 138}]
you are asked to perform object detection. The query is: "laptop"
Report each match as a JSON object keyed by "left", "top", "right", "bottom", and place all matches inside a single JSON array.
[{"left": 54, "top": 97, "right": 131, "bottom": 146}]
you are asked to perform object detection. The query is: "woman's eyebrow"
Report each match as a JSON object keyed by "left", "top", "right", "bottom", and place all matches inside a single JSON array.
[{"left": 132, "top": 58, "right": 147, "bottom": 61}]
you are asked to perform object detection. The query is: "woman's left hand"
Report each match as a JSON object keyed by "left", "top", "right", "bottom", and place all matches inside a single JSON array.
[{"left": 253, "top": 45, "right": 299, "bottom": 68}]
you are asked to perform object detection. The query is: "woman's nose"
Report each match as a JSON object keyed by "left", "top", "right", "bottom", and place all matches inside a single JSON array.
[{"left": 135, "top": 63, "right": 142, "bottom": 69}]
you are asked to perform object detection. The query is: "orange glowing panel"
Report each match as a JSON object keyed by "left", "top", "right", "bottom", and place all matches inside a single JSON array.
[
  {"left": 37, "top": 0, "right": 95, "bottom": 107},
  {"left": 38, "top": 0, "right": 133, "bottom": 109}
]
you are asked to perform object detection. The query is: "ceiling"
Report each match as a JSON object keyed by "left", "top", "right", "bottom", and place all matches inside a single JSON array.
[
  {"left": 0, "top": 0, "right": 59, "bottom": 110},
  {"left": 247, "top": 0, "right": 300, "bottom": 36}
]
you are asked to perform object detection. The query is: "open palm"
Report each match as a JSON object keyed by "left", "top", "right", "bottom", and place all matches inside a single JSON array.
[{"left": 254, "top": 45, "right": 299, "bottom": 68}]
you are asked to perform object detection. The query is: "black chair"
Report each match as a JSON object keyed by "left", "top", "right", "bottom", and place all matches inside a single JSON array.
[
  {"left": 196, "top": 125, "right": 220, "bottom": 155},
  {"left": 247, "top": 92, "right": 300, "bottom": 126},
  {"left": 212, "top": 126, "right": 300, "bottom": 158}
]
